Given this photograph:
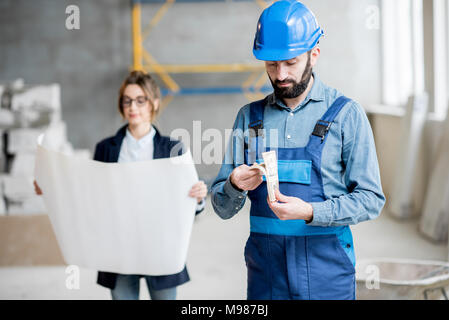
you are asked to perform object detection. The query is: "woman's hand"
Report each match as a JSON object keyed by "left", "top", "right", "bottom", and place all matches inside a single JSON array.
[
  {"left": 188, "top": 181, "right": 207, "bottom": 203},
  {"left": 33, "top": 180, "right": 43, "bottom": 195}
]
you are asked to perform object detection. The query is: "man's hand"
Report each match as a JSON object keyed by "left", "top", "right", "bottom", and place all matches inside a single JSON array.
[
  {"left": 230, "top": 164, "right": 263, "bottom": 191},
  {"left": 267, "top": 188, "right": 313, "bottom": 222}
]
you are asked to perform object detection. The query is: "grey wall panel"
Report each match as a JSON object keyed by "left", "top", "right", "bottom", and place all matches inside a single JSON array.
[{"left": 0, "top": 0, "right": 381, "bottom": 182}]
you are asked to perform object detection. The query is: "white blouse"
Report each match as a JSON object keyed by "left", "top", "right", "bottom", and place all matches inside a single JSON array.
[{"left": 118, "top": 126, "right": 156, "bottom": 163}]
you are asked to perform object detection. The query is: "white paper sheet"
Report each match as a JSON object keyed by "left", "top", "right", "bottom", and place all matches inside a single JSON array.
[{"left": 34, "top": 135, "right": 198, "bottom": 275}]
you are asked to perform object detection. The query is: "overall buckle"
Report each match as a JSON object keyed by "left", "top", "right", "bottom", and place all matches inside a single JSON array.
[
  {"left": 249, "top": 120, "right": 264, "bottom": 137},
  {"left": 312, "top": 120, "right": 332, "bottom": 142}
]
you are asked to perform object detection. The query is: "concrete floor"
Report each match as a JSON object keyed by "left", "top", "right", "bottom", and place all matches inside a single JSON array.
[{"left": 0, "top": 196, "right": 447, "bottom": 300}]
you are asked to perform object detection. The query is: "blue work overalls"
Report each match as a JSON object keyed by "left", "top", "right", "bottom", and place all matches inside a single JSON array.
[{"left": 244, "top": 96, "right": 356, "bottom": 300}]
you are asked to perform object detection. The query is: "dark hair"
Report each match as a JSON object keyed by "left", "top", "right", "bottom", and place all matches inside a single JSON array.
[{"left": 118, "top": 70, "right": 162, "bottom": 120}]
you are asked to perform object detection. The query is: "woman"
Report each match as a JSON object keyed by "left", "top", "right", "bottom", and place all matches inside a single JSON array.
[{"left": 34, "top": 70, "right": 207, "bottom": 300}]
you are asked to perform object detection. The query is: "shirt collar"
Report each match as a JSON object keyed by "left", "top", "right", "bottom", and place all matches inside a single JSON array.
[
  {"left": 269, "top": 72, "right": 325, "bottom": 111},
  {"left": 125, "top": 125, "right": 156, "bottom": 148}
]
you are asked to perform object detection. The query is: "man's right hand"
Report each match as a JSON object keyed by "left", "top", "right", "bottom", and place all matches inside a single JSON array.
[{"left": 230, "top": 164, "right": 263, "bottom": 191}]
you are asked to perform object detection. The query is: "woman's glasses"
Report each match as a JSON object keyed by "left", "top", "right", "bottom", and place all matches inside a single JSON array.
[{"left": 122, "top": 96, "right": 149, "bottom": 108}]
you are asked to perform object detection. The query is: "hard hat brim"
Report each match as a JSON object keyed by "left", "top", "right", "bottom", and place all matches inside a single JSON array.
[
  {"left": 253, "top": 47, "right": 311, "bottom": 61},
  {"left": 253, "top": 28, "right": 323, "bottom": 61}
]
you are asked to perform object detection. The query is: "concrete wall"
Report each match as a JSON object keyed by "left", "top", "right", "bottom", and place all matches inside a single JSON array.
[
  {"left": 0, "top": 0, "right": 131, "bottom": 149},
  {"left": 0, "top": 0, "right": 382, "bottom": 184}
]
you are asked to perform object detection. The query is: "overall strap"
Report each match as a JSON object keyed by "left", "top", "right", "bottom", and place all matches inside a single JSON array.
[
  {"left": 245, "top": 97, "right": 267, "bottom": 165},
  {"left": 307, "top": 95, "right": 351, "bottom": 150}
]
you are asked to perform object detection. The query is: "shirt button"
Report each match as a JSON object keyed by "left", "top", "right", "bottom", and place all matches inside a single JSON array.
[
  {"left": 238, "top": 196, "right": 243, "bottom": 199},
  {"left": 235, "top": 207, "right": 239, "bottom": 210},
  {"left": 287, "top": 135, "right": 291, "bottom": 139},
  {"left": 346, "top": 244, "right": 351, "bottom": 248},
  {"left": 290, "top": 112, "right": 294, "bottom": 116}
]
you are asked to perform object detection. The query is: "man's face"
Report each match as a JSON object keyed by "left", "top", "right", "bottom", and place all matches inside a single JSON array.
[{"left": 265, "top": 51, "right": 314, "bottom": 99}]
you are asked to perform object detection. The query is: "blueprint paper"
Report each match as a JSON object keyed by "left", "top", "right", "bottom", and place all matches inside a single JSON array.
[{"left": 34, "top": 135, "right": 198, "bottom": 275}]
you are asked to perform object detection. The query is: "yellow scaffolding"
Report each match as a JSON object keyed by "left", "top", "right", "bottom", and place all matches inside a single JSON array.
[{"left": 131, "top": 0, "right": 271, "bottom": 103}]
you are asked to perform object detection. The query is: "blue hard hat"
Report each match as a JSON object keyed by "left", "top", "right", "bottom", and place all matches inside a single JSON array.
[{"left": 253, "top": 0, "right": 323, "bottom": 61}]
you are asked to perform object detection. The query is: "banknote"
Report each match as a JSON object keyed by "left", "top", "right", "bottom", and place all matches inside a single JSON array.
[{"left": 250, "top": 150, "right": 279, "bottom": 202}]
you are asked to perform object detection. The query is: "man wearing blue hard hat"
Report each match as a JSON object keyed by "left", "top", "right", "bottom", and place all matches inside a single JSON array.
[{"left": 211, "top": 0, "right": 385, "bottom": 299}]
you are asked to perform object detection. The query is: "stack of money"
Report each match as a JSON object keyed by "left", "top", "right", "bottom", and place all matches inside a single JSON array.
[{"left": 250, "top": 150, "right": 279, "bottom": 202}]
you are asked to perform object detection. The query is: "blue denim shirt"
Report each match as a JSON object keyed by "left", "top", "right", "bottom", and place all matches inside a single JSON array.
[{"left": 211, "top": 73, "right": 385, "bottom": 227}]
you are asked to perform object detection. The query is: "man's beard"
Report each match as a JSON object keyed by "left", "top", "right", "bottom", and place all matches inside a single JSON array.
[{"left": 270, "top": 54, "right": 313, "bottom": 99}]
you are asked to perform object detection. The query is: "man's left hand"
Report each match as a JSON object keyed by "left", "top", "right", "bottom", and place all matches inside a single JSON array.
[{"left": 267, "top": 188, "right": 313, "bottom": 222}]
